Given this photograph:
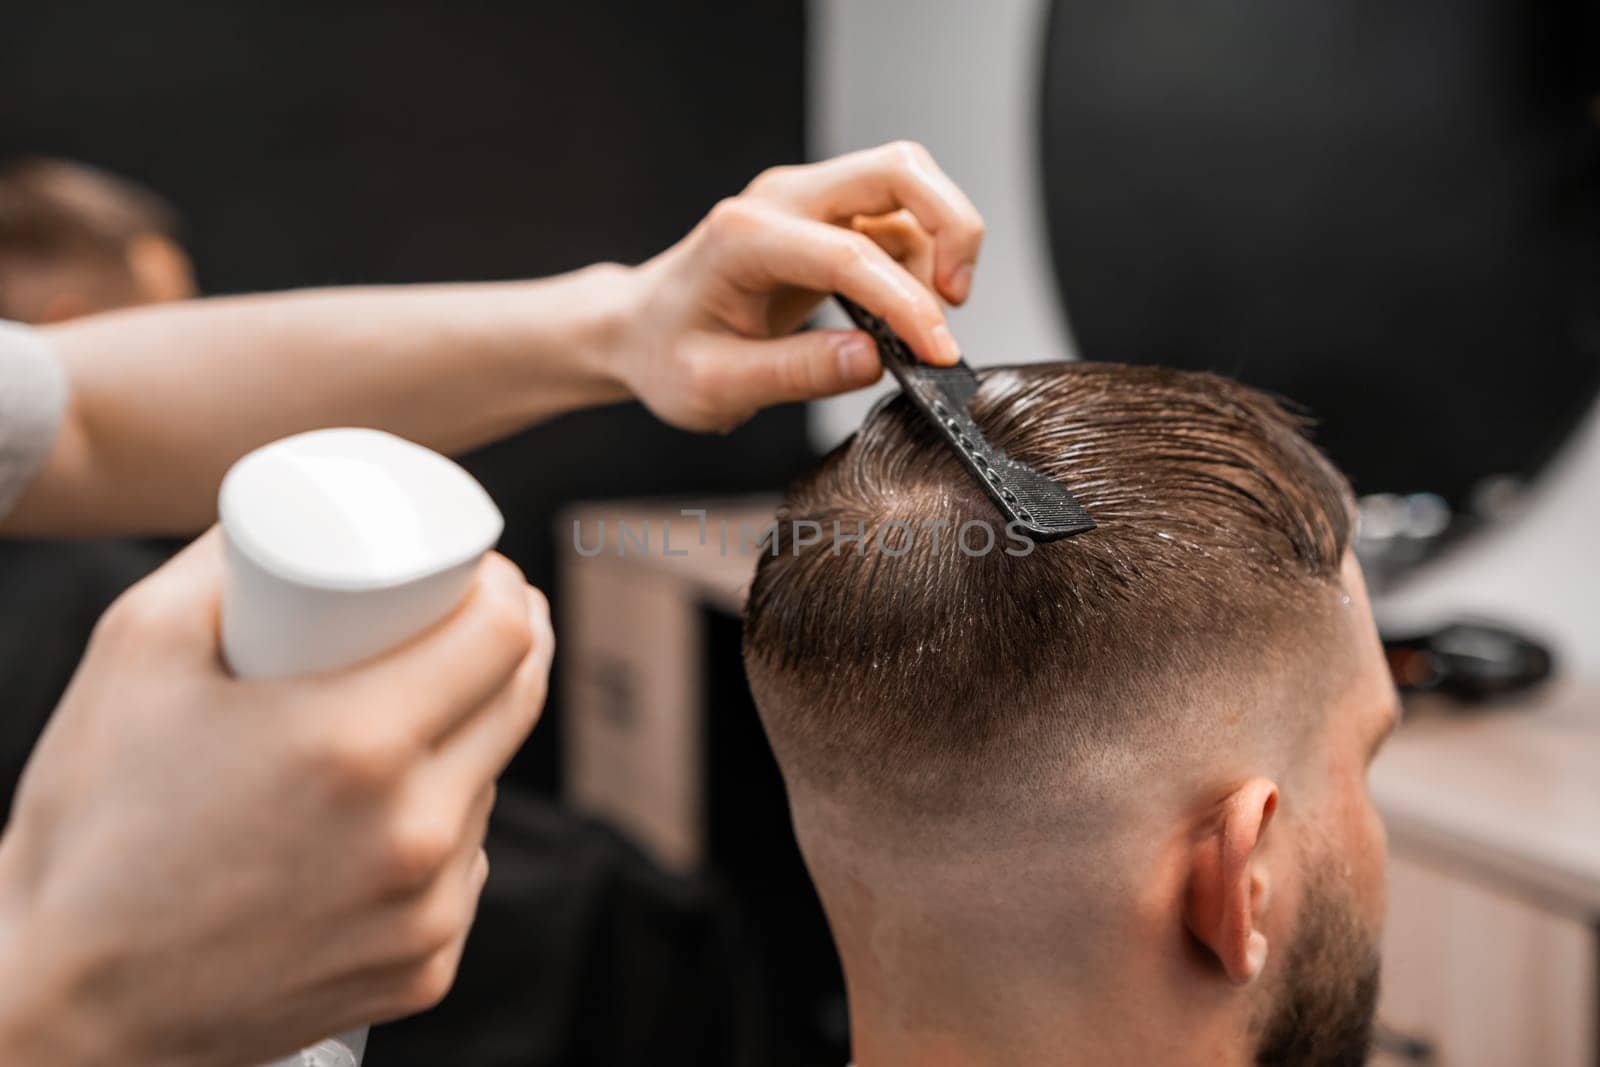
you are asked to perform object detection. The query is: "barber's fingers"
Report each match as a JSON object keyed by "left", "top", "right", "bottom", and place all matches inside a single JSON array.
[
  {"left": 683, "top": 329, "right": 884, "bottom": 423},
  {"left": 745, "top": 141, "right": 984, "bottom": 304},
  {"left": 704, "top": 204, "right": 959, "bottom": 366},
  {"left": 324, "top": 914, "right": 478, "bottom": 1030},
  {"left": 318, "top": 554, "right": 534, "bottom": 748},
  {"left": 330, "top": 832, "right": 492, "bottom": 1021},
  {"left": 853, "top": 210, "right": 937, "bottom": 291},
  {"left": 331, "top": 783, "right": 494, "bottom": 966},
  {"left": 431, "top": 584, "right": 554, "bottom": 790},
  {"left": 94, "top": 526, "right": 226, "bottom": 664}
]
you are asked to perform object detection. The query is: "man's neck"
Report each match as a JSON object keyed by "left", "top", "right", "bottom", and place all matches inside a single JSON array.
[{"left": 842, "top": 964, "right": 1251, "bottom": 1067}]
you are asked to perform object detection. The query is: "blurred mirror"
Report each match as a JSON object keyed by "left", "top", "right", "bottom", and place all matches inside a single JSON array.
[{"left": 1040, "top": 0, "right": 1600, "bottom": 587}]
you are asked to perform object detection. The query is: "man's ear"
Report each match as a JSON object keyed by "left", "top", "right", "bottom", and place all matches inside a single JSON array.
[
  {"left": 126, "top": 234, "right": 197, "bottom": 303},
  {"left": 1183, "top": 778, "right": 1278, "bottom": 984}
]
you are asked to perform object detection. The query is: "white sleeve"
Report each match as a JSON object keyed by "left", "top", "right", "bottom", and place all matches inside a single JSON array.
[{"left": 0, "top": 319, "right": 67, "bottom": 520}]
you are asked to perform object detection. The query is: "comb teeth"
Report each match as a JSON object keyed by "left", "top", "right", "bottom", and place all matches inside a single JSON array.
[
  {"left": 833, "top": 294, "right": 1095, "bottom": 542},
  {"left": 1001, "top": 464, "right": 1095, "bottom": 532}
]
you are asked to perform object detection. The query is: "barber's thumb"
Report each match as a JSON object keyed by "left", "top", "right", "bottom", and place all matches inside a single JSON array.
[
  {"left": 147, "top": 526, "right": 226, "bottom": 597},
  {"left": 102, "top": 527, "right": 226, "bottom": 656},
  {"left": 719, "top": 329, "right": 884, "bottom": 411}
]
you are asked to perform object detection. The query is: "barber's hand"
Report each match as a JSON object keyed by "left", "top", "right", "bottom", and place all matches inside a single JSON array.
[
  {"left": 0, "top": 531, "right": 552, "bottom": 1066},
  {"left": 616, "top": 141, "right": 985, "bottom": 432}
]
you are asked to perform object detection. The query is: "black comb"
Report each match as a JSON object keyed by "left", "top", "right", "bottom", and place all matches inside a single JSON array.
[{"left": 834, "top": 294, "right": 1094, "bottom": 542}]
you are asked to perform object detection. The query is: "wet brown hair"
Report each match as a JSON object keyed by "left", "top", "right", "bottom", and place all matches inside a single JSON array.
[{"left": 743, "top": 362, "right": 1355, "bottom": 812}]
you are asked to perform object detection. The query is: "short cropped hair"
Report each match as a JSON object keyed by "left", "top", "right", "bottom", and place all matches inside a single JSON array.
[
  {"left": 743, "top": 363, "right": 1354, "bottom": 814},
  {"left": 0, "top": 157, "right": 180, "bottom": 270}
]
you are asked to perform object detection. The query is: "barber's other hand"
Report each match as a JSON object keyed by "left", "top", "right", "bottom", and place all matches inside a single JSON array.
[
  {"left": 615, "top": 141, "right": 985, "bottom": 432},
  {"left": 0, "top": 531, "right": 552, "bottom": 1066}
]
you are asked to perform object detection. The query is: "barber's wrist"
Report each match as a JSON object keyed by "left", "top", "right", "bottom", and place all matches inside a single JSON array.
[{"left": 534, "top": 260, "right": 641, "bottom": 414}]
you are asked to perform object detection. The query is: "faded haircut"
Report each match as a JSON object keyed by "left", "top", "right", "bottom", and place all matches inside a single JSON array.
[{"left": 742, "top": 362, "right": 1355, "bottom": 815}]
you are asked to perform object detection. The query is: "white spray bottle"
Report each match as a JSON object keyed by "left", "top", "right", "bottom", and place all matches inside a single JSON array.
[{"left": 218, "top": 428, "right": 504, "bottom": 1066}]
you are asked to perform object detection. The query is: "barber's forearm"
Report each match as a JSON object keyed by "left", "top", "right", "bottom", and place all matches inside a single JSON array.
[
  {"left": 5, "top": 263, "right": 635, "bottom": 536},
  {"left": 6, "top": 143, "right": 990, "bottom": 538}
]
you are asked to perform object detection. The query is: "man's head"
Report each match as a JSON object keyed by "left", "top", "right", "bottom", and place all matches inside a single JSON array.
[
  {"left": 743, "top": 363, "right": 1398, "bottom": 1066},
  {"left": 0, "top": 157, "right": 195, "bottom": 323}
]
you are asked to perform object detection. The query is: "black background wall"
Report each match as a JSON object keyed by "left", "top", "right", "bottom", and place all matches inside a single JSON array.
[
  {"left": 1040, "top": 0, "right": 1600, "bottom": 514},
  {"left": 0, "top": 0, "right": 815, "bottom": 793}
]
